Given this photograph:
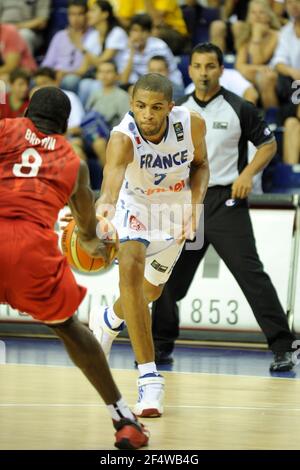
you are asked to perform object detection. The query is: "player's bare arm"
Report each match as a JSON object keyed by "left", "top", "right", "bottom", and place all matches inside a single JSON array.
[
  {"left": 190, "top": 112, "right": 210, "bottom": 205},
  {"left": 182, "top": 112, "right": 209, "bottom": 239},
  {"left": 96, "top": 132, "right": 134, "bottom": 217},
  {"left": 69, "top": 160, "right": 107, "bottom": 259}
]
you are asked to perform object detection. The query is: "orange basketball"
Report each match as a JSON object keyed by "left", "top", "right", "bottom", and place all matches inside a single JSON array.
[{"left": 61, "top": 216, "right": 118, "bottom": 273}]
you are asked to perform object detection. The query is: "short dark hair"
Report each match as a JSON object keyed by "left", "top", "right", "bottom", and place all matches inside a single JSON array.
[
  {"left": 68, "top": 0, "right": 88, "bottom": 11},
  {"left": 33, "top": 67, "right": 56, "bottom": 81},
  {"left": 190, "top": 42, "right": 223, "bottom": 66},
  {"left": 9, "top": 68, "right": 31, "bottom": 84},
  {"left": 98, "top": 59, "right": 117, "bottom": 72},
  {"left": 149, "top": 56, "right": 169, "bottom": 68},
  {"left": 26, "top": 87, "right": 71, "bottom": 135},
  {"left": 129, "top": 13, "right": 152, "bottom": 32},
  {"left": 132, "top": 73, "right": 173, "bottom": 102}
]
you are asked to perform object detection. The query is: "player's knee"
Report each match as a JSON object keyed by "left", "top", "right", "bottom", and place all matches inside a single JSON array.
[
  {"left": 145, "top": 285, "right": 163, "bottom": 302},
  {"left": 50, "top": 315, "right": 75, "bottom": 332},
  {"left": 119, "top": 257, "right": 144, "bottom": 283}
]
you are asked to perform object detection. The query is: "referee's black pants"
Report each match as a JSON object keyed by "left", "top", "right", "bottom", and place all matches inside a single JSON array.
[{"left": 152, "top": 186, "right": 295, "bottom": 354}]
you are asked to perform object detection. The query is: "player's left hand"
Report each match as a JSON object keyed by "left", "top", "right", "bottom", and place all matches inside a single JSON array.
[
  {"left": 176, "top": 203, "right": 202, "bottom": 244},
  {"left": 231, "top": 173, "right": 253, "bottom": 199}
]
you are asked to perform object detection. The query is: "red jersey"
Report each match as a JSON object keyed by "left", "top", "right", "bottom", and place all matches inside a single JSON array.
[{"left": 0, "top": 117, "right": 80, "bottom": 229}]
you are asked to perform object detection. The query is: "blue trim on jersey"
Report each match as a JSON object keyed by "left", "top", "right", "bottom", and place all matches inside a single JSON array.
[
  {"left": 123, "top": 209, "right": 129, "bottom": 227},
  {"left": 119, "top": 237, "right": 150, "bottom": 247}
]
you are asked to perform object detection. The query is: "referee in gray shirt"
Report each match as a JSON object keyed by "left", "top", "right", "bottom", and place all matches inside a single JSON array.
[{"left": 151, "top": 43, "right": 296, "bottom": 372}]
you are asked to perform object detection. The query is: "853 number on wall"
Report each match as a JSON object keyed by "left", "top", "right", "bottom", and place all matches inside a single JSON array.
[{"left": 189, "top": 299, "right": 239, "bottom": 325}]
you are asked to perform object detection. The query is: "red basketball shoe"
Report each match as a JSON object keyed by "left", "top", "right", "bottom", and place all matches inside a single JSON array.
[{"left": 114, "top": 418, "right": 150, "bottom": 450}]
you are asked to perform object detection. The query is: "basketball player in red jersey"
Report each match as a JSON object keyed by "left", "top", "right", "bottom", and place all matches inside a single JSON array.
[{"left": 0, "top": 86, "right": 149, "bottom": 450}]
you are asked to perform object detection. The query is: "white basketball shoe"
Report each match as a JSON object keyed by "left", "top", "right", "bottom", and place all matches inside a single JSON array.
[
  {"left": 133, "top": 373, "right": 165, "bottom": 417},
  {"left": 89, "top": 306, "right": 125, "bottom": 359}
]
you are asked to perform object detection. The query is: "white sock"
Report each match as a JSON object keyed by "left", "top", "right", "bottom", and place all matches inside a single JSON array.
[
  {"left": 107, "top": 397, "right": 135, "bottom": 422},
  {"left": 138, "top": 362, "right": 158, "bottom": 376},
  {"left": 106, "top": 306, "right": 124, "bottom": 329}
]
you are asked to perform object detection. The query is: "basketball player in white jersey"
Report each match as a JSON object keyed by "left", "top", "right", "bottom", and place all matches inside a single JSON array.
[{"left": 91, "top": 73, "right": 209, "bottom": 417}]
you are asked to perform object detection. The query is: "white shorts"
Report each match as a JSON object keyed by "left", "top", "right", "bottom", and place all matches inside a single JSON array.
[
  {"left": 144, "top": 241, "right": 184, "bottom": 286},
  {"left": 112, "top": 197, "right": 185, "bottom": 286}
]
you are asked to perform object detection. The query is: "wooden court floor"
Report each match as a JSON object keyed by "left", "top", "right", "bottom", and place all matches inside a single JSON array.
[{"left": 0, "top": 364, "right": 299, "bottom": 450}]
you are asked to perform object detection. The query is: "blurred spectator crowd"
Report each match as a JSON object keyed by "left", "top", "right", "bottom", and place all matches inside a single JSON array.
[{"left": 0, "top": 0, "right": 300, "bottom": 192}]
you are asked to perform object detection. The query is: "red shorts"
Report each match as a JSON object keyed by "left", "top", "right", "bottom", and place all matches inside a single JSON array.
[{"left": 0, "top": 219, "right": 86, "bottom": 323}]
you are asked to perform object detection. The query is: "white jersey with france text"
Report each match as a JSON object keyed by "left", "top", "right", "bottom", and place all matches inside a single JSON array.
[{"left": 112, "top": 106, "right": 194, "bottom": 205}]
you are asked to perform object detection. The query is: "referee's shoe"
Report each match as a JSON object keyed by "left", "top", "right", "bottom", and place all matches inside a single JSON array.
[{"left": 270, "top": 352, "right": 294, "bottom": 372}]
